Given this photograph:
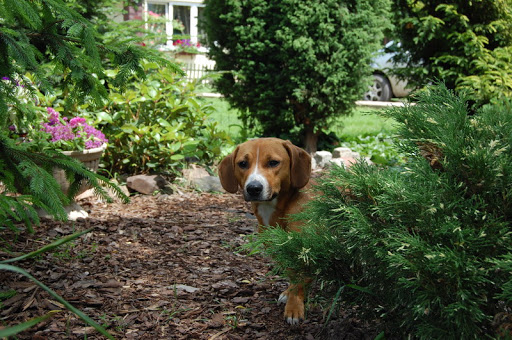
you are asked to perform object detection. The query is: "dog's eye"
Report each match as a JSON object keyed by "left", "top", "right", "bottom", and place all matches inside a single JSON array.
[
  {"left": 268, "top": 160, "right": 280, "bottom": 168},
  {"left": 238, "top": 160, "right": 249, "bottom": 169}
]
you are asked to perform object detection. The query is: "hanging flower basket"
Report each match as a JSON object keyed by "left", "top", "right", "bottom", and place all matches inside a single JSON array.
[{"left": 53, "top": 143, "right": 107, "bottom": 196}]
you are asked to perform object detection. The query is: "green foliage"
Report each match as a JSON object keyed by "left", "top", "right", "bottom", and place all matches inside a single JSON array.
[
  {"left": 202, "top": 0, "right": 392, "bottom": 152},
  {"left": 392, "top": 0, "right": 512, "bottom": 104},
  {"left": 340, "top": 133, "right": 406, "bottom": 166},
  {"left": 0, "top": 310, "right": 61, "bottom": 338},
  {"left": 0, "top": 137, "right": 128, "bottom": 229},
  {"left": 458, "top": 45, "right": 512, "bottom": 104},
  {"left": 83, "top": 62, "right": 231, "bottom": 175},
  {"left": 0, "top": 0, "right": 176, "bottom": 226},
  {"left": 0, "top": 0, "right": 179, "bottom": 120},
  {"left": 257, "top": 84, "right": 512, "bottom": 338}
]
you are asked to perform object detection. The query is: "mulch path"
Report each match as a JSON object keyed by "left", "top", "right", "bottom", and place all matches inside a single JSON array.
[{"left": 1, "top": 192, "right": 377, "bottom": 339}]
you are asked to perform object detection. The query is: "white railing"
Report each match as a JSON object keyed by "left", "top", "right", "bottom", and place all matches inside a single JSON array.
[{"left": 181, "top": 63, "right": 215, "bottom": 83}]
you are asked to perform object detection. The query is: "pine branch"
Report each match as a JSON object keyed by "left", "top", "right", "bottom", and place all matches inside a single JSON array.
[{"left": 0, "top": 135, "right": 129, "bottom": 224}]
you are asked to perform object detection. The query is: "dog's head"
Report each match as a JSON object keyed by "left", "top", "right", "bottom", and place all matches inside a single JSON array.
[{"left": 218, "top": 138, "right": 311, "bottom": 201}]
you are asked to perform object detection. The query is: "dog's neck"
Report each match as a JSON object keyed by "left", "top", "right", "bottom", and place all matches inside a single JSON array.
[
  {"left": 252, "top": 188, "right": 303, "bottom": 230},
  {"left": 253, "top": 197, "right": 278, "bottom": 227}
]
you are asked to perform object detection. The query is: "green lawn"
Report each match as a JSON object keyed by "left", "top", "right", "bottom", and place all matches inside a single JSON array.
[
  {"left": 331, "top": 106, "right": 398, "bottom": 141},
  {"left": 200, "top": 96, "right": 245, "bottom": 139},
  {"left": 201, "top": 96, "right": 398, "bottom": 141}
]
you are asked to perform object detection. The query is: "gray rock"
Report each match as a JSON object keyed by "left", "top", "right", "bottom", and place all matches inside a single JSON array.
[
  {"left": 126, "top": 174, "right": 167, "bottom": 195},
  {"left": 182, "top": 166, "right": 210, "bottom": 182},
  {"left": 333, "top": 147, "right": 361, "bottom": 160},
  {"left": 194, "top": 176, "right": 225, "bottom": 193},
  {"left": 313, "top": 151, "right": 333, "bottom": 168}
]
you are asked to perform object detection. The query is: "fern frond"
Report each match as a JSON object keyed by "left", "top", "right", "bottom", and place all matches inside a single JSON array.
[
  {"left": 1, "top": 135, "right": 129, "bottom": 225},
  {"left": 44, "top": 152, "right": 129, "bottom": 204}
]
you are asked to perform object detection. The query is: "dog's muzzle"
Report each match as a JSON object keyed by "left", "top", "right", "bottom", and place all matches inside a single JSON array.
[{"left": 244, "top": 180, "right": 274, "bottom": 201}]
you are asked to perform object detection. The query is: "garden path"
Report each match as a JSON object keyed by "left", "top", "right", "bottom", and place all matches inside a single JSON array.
[{"left": 1, "top": 193, "right": 378, "bottom": 339}]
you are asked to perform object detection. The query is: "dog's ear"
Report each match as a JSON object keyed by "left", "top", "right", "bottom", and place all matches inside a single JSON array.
[
  {"left": 283, "top": 140, "right": 311, "bottom": 189},
  {"left": 218, "top": 147, "right": 240, "bottom": 193}
]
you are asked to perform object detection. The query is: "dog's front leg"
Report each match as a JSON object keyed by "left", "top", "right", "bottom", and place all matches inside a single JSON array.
[{"left": 278, "top": 283, "right": 305, "bottom": 324}]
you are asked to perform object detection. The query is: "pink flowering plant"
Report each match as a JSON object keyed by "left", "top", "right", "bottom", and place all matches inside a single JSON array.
[
  {"left": 36, "top": 107, "right": 108, "bottom": 151},
  {"left": 172, "top": 38, "right": 201, "bottom": 53}
]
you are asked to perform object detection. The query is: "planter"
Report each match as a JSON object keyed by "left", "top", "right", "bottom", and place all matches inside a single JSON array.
[{"left": 53, "top": 144, "right": 107, "bottom": 197}]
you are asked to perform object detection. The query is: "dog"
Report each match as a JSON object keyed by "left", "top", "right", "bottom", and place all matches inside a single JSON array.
[{"left": 218, "top": 137, "right": 312, "bottom": 324}]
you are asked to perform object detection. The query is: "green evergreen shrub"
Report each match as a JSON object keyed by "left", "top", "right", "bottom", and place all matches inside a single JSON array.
[
  {"left": 257, "top": 84, "right": 512, "bottom": 338},
  {"left": 202, "top": 0, "right": 391, "bottom": 152}
]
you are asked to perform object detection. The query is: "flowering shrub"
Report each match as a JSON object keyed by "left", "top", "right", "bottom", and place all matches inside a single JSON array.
[
  {"left": 37, "top": 108, "right": 107, "bottom": 151},
  {"left": 2, "top": 76, "right": 107, "bottom": 152},
  {"left": 173, "top": 39, "right": 201, "bottom": 53}
]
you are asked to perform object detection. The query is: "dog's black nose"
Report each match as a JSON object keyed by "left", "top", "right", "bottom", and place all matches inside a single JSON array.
[{"left": 246, "top": 181, "right": 263, "bottom": 197}]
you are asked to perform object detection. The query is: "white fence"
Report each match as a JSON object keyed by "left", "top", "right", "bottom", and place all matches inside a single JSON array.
[{"left": 182, "top": 63, "right": 215, "bottom": 84}]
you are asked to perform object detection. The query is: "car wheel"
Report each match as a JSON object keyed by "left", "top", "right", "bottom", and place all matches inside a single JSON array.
[{"left": 364, "top": 74, "right": 392, "bottom": 101}]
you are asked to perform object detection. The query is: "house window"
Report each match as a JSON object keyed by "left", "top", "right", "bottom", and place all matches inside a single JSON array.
[
  {"left": 146, "top": 3, "right": 169, "bottom": 45},
  {"left": 145, "top": 1, "right": 206, "bottom": 50}
]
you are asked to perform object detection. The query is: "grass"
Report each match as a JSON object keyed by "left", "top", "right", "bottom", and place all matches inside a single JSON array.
[
  {"left": 200, "top": 95, "right": 398, "bottom": 142},
  {"left": 331, "top": 106, "right": 398, "bottom": 141},
  {"left": 200, "top": 96, "right": 246, "bottom": 140}
]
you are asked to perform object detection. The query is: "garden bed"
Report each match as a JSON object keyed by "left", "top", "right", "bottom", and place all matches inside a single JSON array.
[{"left": 1, "top": 193, "right": 380, "bottom": 339}]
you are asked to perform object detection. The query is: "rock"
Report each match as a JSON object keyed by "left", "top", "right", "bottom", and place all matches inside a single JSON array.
[
  {"left": 182, "top": 165, "right": 225, "bottom": 193},
  {"left": 194, "top": 176, "right": 225, "bottom": 193},
  {"left": 328, "top": 158, "right": 345, "bottom": 168},
  {"left": 182, "top": 165, "right": 210, "bottom": 182},
  {"left": 329, "top": 157, "right": 357, "bottom": 168},
  {"left": 313, "top": 151, "right": 332, "bottom": 168},
  {"left": 126, "top": 174, "right": 167, "bottom": 195},
  {"left": 333, "top": 147, "right": 361, "bottom": 160},
  {"left": 313, "top": 147, "right": 372, "bottom": 169}
]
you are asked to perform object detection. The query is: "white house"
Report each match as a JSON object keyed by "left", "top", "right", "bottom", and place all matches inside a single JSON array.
[{"left": 127, "top": 0, "right": 214, "bottom": 79}]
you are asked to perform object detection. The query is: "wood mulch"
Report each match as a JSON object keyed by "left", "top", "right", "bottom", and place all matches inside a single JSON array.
[{"left": 1, "top": 192, "right": 377, "bottom": 339}]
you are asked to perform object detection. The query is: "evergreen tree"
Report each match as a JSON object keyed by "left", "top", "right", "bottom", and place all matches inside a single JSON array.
[{"left": 202, "top": 0, "right": 391, "bottom": 152}]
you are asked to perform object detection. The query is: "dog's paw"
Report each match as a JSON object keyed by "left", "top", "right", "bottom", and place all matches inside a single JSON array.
[{"left": 283, "top": 294, "right": 304, "bottom": 325}]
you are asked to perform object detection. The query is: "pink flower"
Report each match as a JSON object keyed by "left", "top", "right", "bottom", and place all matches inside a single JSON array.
[
  {"left": 41, "top": 108, "right": 108, "bottom": 149},
  {"left": 46, "top": 107, "right": 60, "bottom": 125},
  {"left": 69, "top": 117, "right": 86, "bottom": 127}
]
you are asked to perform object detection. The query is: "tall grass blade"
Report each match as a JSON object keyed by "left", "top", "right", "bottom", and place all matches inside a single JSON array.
[
  {"left": 0, "top": 310, "right": 61, "bottom": 337},
  {"left": 0, "top": 228, "right": 93, "bottom": 264},
  {"left": 0, "top": 264, "right": 114, "bottom": 339}
]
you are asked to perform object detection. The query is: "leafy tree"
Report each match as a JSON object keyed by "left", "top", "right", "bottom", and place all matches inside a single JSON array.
[
  {"left": 391, "top": 0, "right": 512, "bottom": 103},
  {"left": 256, "top": 84, "right": 512, "bottom": 338},
  {"left": 202, "top": 0, "right": 391, "bottom": 152}
]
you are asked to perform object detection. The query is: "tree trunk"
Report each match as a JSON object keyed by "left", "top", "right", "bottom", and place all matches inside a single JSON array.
[
  {"left": 303, "top": 125, "right": 319, "bottom": 154},
  {"left": 292, "top": 102, "right": 318, "bottom": 154}
]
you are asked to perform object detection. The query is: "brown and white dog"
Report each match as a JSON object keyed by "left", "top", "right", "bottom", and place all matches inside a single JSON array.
[{"left": 218, "top": 138, "right": 312, "bottom": 324}]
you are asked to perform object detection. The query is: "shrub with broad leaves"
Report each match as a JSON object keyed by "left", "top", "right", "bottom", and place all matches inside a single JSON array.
[{"left": 85, "top": 61, "right": 230, "bottom": 175}]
